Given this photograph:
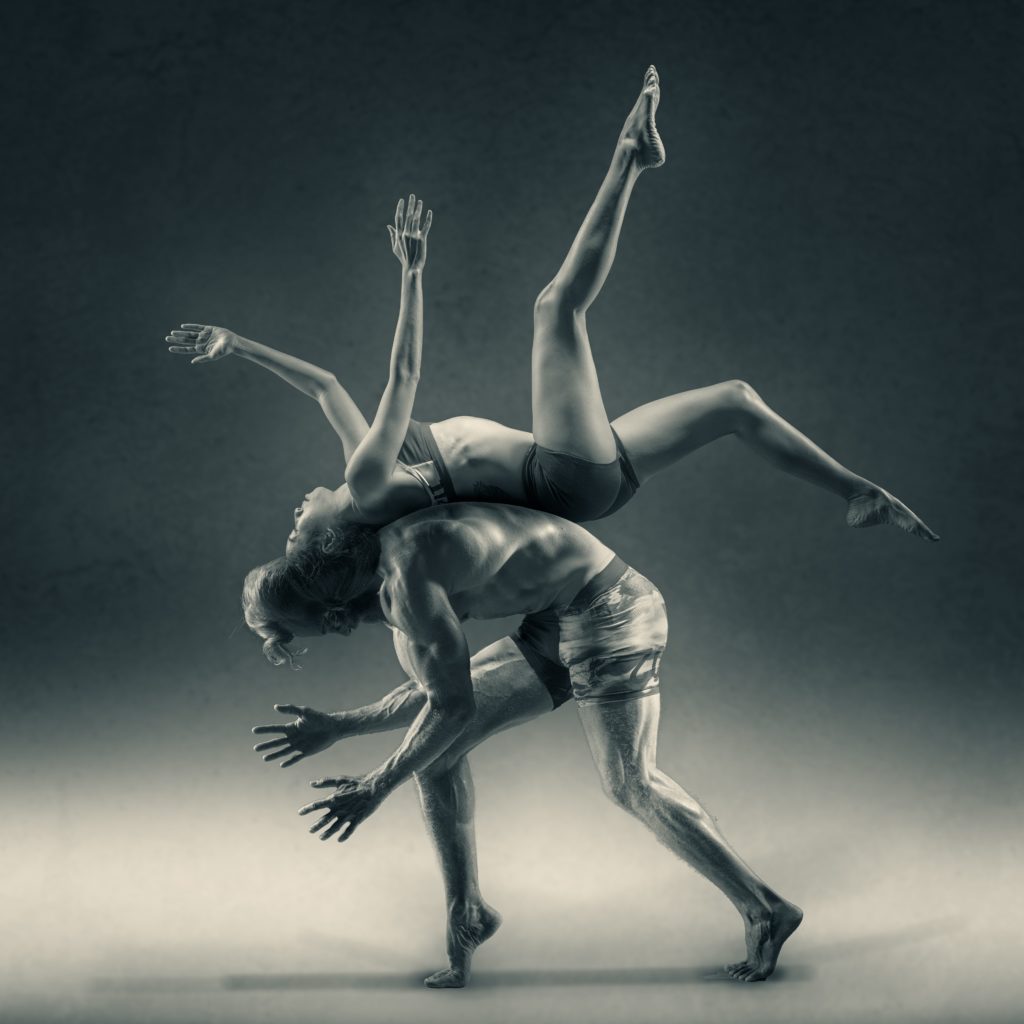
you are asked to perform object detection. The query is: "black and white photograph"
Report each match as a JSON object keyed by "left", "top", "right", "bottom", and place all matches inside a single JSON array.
[{"left": 3, "top": 1, "right": 1021, "bottom": 1022}]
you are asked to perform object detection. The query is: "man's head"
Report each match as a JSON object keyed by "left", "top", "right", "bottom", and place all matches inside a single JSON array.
[{"left": 243, "top": 521, "right": 383, "bottom": 666}]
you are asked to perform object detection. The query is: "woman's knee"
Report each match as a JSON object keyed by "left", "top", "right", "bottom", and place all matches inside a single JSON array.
[
  {"left": 534, "top": 280, "right": 581, "bottom": 324},
  {"left": 714, "top": 379, "right": 764, "bottom": 430},
  {"left": 719, "top": 378, "right": 762, "bottom": 407}
]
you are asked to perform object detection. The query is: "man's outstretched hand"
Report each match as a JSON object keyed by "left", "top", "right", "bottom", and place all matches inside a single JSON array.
[
  {"left": 299, "top": 775, "right": 384, "bottom": 843},
  {"left": 252, "top": 704, "right": 345, "bottom": 768}
]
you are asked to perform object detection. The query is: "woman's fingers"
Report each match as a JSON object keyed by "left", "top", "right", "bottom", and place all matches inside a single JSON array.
[
  {"left": 405, "top": 193, "right": 415, "bottom": 230},
  {"left": 167, "top": 346, "right": 196, "bottom": 354},
  {"left": 421, "top": 209, "right": 433, "bottom": 237},
  {"left": 180, "top": 323, "right": 206, "bottom": 331},
  {"left": 394, "top": 198, "right": 404, "bottom": 233}
]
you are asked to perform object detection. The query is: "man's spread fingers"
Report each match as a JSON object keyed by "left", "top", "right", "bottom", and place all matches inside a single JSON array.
[
  {"left": 320, "top": 819, "right": 344, "bottom": 840},
  {"left": 254, "top": 738, "right": 288, "bottom": 751},
  {"left": 309, "top": 812, "right": 335, "bottom": 833}
]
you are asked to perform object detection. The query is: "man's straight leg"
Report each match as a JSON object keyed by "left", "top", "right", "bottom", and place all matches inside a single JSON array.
[{"left": 577, "top": 694, "right": 803, "bottom": 981}]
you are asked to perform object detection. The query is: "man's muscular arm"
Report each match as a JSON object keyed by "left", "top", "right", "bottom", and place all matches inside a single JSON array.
[
  {"left": 252, "top": 680, "right": 427, "bottom": 767},
  {"left": 299, "top": 558, "right": 475, "bottom": 841}
]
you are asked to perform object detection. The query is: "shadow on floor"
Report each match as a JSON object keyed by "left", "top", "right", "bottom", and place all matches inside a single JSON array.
[
  {"left": 90, "top": 915, "right": 962, "bottom": 994},
  {"left": 92, "top": 964, "right": 811, "bottom": 993}
]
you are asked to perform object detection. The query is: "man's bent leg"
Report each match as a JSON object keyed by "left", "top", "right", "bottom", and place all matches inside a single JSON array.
[
  {"left": 415, "top": 637, "right": 558, "bottom": 988},
  {"left": 578, "top": 694, "right": 803, "bottom": 981}
]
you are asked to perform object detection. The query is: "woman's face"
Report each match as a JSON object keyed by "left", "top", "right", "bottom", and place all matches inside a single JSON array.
[{"left": 286, "top": 486, "right": 346, "bottom": 555}]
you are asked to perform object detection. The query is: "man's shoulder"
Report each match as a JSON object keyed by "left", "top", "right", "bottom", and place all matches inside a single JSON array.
[{"left": 380, "top": 506, "right": 455, "bottom": 549}]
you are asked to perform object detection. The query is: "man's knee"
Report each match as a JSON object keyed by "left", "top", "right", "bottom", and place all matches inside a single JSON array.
[
  {"left": 601, "top": 770, "right": 651, "bottom": 816},
  {"left": 603, "top": 769, "right": 711, "bottom": 827}
]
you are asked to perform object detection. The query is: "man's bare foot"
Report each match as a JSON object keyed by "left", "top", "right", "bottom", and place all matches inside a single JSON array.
[
  {"left": 620, "top": 65, "right": 665, "bottom": 170},
  {"left": 423, "top": 901, "right": 502, "bottom": 989},
  {"left": 725, "top": 899, "right": 803, "bottom": 982},
  {"left": 846, "top": 486, "right": 939, "bottom": 541}
]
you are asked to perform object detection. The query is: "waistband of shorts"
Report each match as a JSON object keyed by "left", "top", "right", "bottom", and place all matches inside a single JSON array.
[
  {"left": 419, "top": 422, "right": 458, "bottom": 503},
  {"left": 565, "top": 554, "right": 629, "bottom": 612}
]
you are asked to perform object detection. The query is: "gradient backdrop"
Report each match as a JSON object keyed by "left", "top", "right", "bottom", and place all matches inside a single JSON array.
[{"left": 2, "top": 1, "right": 1022, "bottom": 1022}]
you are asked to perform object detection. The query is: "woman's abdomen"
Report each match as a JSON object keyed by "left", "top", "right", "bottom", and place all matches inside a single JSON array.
[{"left": 430, "top": 416, "right": 534, "bottom": 504}]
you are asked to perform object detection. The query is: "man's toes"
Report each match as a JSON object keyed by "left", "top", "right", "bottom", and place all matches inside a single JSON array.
[{"left": 424, "top": 969, "right": 465, "bottom": 989}]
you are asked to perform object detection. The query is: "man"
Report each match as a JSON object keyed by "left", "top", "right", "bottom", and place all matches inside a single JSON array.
[{"left": 247, "top": 502, "right": 802, "bottom": 987}]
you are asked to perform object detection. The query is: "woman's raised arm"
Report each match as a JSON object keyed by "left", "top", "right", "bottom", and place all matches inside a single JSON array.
[
  {"left": 166, "top": 325, "right": 370, "bottom": 465},
  {"left": 344, "top": 194, "right": 433, "bottom": 505}
]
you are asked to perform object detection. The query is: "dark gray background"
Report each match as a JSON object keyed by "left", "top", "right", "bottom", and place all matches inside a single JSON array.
[{"left": 3, "top": 1, "right": 1022, "bottom": 1022}]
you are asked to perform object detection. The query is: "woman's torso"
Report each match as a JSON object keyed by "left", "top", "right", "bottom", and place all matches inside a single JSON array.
[
  {"left": 429, "top": 415, "right": 533, "bottom": 504},
  {"left": 338, "top": 415, "right": 534, "bottom": 526}
]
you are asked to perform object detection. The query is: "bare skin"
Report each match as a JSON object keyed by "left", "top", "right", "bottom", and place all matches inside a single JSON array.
[
  {"left": 260, "top": 503, "right": 801, "bottom": 984},
  {"left": 167, "top": 68, "right": 937, "bottom": 546}
]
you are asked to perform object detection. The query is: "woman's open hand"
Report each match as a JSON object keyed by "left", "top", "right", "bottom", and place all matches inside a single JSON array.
[
  {"left": 166, "top": 324, "right": 238, "bottom": 364},
  {"left": 387, "top": 194, "right": 432, "bottom": 272}
]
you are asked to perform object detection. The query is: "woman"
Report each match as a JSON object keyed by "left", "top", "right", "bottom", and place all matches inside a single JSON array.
[{"left": 167, "top": 67, "right": 936, "bottom": 665}]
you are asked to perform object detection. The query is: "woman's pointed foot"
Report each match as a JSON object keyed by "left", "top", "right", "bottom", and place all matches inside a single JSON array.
[
  {"left": 621, "top": 65, "right": 665, "bottom": 170},
  {"left": 846, "top": 487, "right": 939, "bottom": 541}
]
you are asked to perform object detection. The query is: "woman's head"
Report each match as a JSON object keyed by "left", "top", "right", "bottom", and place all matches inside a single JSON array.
[
  {"left": 243, "top": 521, "right": 383, "bottom": 666},
  {"left": 286, "top": 485, "right": 350, "bottom": 557}
]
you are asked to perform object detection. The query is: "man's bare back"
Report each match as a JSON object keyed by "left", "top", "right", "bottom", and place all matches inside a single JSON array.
[{"left": 377, "top": 502, "right": 616, "bottom": 623}]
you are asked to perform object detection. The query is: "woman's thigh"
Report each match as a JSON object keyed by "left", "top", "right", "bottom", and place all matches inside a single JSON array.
[{"left": 611, "top": 381, "right": 742, "bottom": 485}]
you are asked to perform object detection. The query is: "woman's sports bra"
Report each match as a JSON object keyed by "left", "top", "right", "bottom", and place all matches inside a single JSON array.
[{"left": 397, "top": 420, "right": 457, "bottom": 506}]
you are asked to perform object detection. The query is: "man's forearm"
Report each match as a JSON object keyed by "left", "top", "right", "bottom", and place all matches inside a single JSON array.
[
  {"left": 332, "top": 680, "right": 426, "bottom": 737},
  {"left": 364, "top": 698, "right": 472, "bottom": 795}
]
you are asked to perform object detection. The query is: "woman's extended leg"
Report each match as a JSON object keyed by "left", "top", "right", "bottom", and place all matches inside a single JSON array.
[
  {"left": 611, "top": 379, "right": 939, "bottom": 540},
  {"left": 531, "top": 66, "right": 665, "bottom": 462}
]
